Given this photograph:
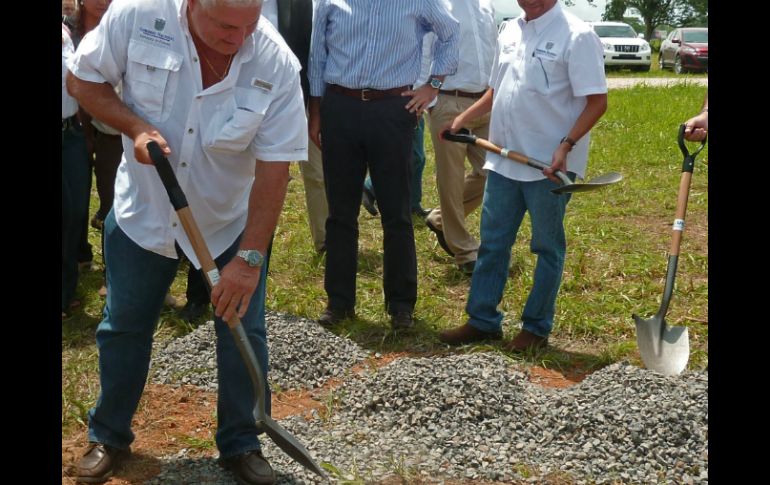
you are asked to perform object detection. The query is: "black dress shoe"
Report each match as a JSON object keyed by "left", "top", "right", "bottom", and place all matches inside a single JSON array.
[
  {"left": 438, "top": 323, "right": 503, "bottom": 345},
  {"left": 424, "top": 217, "right": 454, "bottom": 257},
  {"left": 178, "top": 301, "right": 210, "bottom": 323},
  {"left": 318, "top": 307, "right": 355, "bottom": 326},
  {"left": 390, "top": 311, "right": 414, "bottom": 329},
  {"left": 458, "top": 260, "right": 476, "bottom": 275},
  {"left": 361, "top": 186, "right": 378, "bottom": 216},
  {"left": 76, "top": 442, "right": 130, "bottom": 483},
  {"left": 411, "top": 206, "right": 432, "bottom": 218},
  {"left": 220, "top": 450, "right": 276, "bottom": 485}
]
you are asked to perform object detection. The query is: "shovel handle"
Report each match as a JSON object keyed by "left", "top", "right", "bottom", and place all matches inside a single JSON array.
[
  {"left": 677, "top": 124, "right": 707, "bottom": 174},
  {"left": 442, "top": 128, "right": 573, "bottom": 186}
]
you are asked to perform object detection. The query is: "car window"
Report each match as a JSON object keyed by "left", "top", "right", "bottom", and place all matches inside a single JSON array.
[
  {"left": 672, "top": 30, "right": 680, "bottom": 41},
  {"left": 593, "top": 25, "right": 637, "bottom": 38},
  {"left": 682, "top": 30, "right": 708, "bottom": 43}
]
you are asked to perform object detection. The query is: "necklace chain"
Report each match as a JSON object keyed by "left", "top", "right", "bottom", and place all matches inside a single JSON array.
[{"left": 200, "top": 50, "right": 233, "bottom": 81}]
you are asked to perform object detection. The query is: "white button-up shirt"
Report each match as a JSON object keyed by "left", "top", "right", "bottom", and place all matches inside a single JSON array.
[
  {"left": 422, "top": 0, "right": 497, "bottom": 93},
  {"left": 70, "top": 0, "right": 308, "bottom": 267},
  {"left": 485, "top": 2, "right": 606, "bottom": 181},
  {"left": 62, "top": 25, "right": 79, "bottom": 119}
]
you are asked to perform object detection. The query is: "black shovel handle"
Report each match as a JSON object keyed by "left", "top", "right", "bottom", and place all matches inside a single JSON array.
[
  {"left": 442, "top": 128, "right": 574, "bottom": 186},
  {"left": 677, "top": 124, "right": 707, "bottom": 174}
]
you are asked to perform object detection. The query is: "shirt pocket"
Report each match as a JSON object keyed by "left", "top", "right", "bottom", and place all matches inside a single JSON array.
[
  {"left": 126, "top": 40, "right": 183, "bottom": 122},
  {"left": 205, "top": 87, "right": 271, "bottom": 155},
  {"left": 525, "top": 53, "right": 556, "bottom": 96}
]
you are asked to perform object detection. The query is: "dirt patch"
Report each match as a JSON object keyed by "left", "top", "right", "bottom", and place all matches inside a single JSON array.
[{"left": 527, "top": 366, "right": 588, "bottom": 388}]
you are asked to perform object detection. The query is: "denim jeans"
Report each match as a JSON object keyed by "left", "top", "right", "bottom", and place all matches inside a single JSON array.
[
  {"left": 363, "top": 114, "right": 426, "bottom": 212},
  {"left": 466, "top": 170, "right": 573, "bottom": 337},
  {"left": 88, "top": 210, "right": 270, "bottom": 458},
  {"left": 62, "top": 123, "right": 91, "bottom": 311}
]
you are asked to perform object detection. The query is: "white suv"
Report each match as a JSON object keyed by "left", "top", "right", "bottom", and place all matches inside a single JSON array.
[{"left": 590, "top": 21, "right": 652, "bottom": 72}]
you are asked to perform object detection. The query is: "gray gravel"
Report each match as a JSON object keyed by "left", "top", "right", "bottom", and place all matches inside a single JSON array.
[
  {"left": 146, "top": 313, "right": 708, "bottom": 484},
  {"left": 150, "top": 310, "right": 370, "bottom": 391}
]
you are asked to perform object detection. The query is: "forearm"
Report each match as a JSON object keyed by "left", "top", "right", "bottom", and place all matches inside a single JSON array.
[
  {"left": 240, "top": 161, "right": 291, "bottom": 254},
  {"left": 66, "top": 72, "right": 153, "bottom": 140},
  {"left": 564, "top": 93, "right": 607, "bottom": 144},
  {"left": 456, "top": 88, "right": 494, "bottom": 125}
]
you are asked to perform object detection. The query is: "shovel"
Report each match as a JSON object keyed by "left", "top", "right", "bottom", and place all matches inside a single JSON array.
[
  {"left": 147, "top": 142, "right": 326, "bottom": 478},
  {"left": 441, "top": 128, "right": 622, "bottom": 194},
  {"left": 633, "top": 124, "right": 707, "bottom": 376}
]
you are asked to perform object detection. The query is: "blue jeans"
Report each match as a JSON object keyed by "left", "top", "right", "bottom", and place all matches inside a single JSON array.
[
  {"left": 87, "top": 210, "right": 270, "bottom": 458},
  {"left": 62, "top": 123, "right": 91, "bottom": 311},
  {"left": 364, "top": 114, "right": 426, "bottom": 212},
  {"left": 466, "top": 170, "right": 573, "bottom": 337}
]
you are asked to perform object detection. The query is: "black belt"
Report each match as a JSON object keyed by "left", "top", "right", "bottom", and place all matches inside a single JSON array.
[
  {"left": 62, "top": 115, "right": 80, "bottom": 131},
  {"left": 438, "top": 89, "right": 485, "bottom": 99},
  {"left": 328, "top": 84, "right": 410, "bottom": 101}
]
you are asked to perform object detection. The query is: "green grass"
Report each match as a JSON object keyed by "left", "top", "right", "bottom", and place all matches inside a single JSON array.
[{"left": 62, "top": 83, "right": 708, "bottom": 434}]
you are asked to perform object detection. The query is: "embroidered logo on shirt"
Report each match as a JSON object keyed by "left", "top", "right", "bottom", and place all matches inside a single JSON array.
[
  {"left": 154, "top": 18, "right": 166, "bottom": 31},
  {"left": 252, "top": 78, "right": 273, "bottom": 92},
  {"left": 533, "top": 43, "right": 558, "bottom": 60}
]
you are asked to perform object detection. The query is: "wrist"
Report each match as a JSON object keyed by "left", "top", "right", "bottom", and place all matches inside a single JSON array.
[{"left": 559, "top": 136, "right": 577, "bottom": 151}]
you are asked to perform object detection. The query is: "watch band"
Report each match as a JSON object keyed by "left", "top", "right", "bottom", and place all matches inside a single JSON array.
[{"left": 560, "top": 136, "right": 577, "bottom": 150}]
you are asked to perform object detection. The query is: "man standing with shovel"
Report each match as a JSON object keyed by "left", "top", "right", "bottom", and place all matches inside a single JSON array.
[{"left": 438, "top": 0, "right": 607, "bottom": 351}]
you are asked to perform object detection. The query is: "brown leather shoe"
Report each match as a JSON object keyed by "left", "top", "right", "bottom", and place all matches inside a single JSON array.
[
  {"left": 318, "top": 307, "right": 355, "bottom": 326},
  {"left": 76, "top": 442, "right": 130, "bottom": 483},
  {"left": 505, "top": 329, "right": 549, "bottom": 352},
  {"left": 220, "top": 450, "right": 276, "bottom": 485},
  {"left": 390, "top": 311, "right": 414, "bottom": 329},
  {"left": 438, "top": 323, "right": 502, "bottom": 345}
]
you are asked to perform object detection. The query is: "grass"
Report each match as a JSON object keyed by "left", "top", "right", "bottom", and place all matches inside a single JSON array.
[{"left": 62, "top": 83, "right": 708, "bottom": 435}]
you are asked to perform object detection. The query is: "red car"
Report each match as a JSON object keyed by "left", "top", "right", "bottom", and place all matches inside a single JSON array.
[{"left": 659, "top": 27, "right": 708, "bottom": 74}]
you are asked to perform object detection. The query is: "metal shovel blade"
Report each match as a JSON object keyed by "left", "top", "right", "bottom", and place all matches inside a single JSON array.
[
  {"left": 551, "top": 171, "right": 624, "bottom": 194},
  {"left": 633, "top": 314, "right": 689, "bottom": 376},
  {"left": 261, "top": 415, "right": 326, "bottom": 476}
]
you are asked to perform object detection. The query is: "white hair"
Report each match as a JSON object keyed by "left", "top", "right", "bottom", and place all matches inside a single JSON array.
[{"left": 198, "top": 0, "right": 263, "bottom": 9}]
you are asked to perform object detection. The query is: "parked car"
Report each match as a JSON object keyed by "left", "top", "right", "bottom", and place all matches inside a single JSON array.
[
  {"left": 590, "top": 21, "right": 652, "bottom": 72},
  {"left": 659, "top": 27, "right": 708, "bottom": 74}
]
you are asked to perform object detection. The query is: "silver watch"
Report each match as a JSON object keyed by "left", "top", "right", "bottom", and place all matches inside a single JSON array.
[{"left": 236, "top": 249, "right": 264, "bottom": 267}]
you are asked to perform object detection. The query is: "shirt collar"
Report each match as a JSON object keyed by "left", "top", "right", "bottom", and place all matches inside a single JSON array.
[{"left": 516, "top": 1, "right": 562, "bottom": 35}]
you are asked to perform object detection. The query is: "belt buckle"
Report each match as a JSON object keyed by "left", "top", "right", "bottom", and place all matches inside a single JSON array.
[{"left": 360, "top": 88, "right": 371, "bottom": 101}]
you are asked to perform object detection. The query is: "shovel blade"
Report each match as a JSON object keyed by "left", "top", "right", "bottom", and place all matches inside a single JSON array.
[
  {"left": 551, "top": 172, "right": 623, "bottom": 194},
  {"left": 633, "top": 314, "right": 689, "bottom": 376},
  {"left": 260, "top": 415, "right": 326, "bottom": 478}
]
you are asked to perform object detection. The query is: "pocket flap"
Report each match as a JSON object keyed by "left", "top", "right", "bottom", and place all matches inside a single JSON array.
[{"left": 128, "top": 40, "right": 183, "bottom": 71}]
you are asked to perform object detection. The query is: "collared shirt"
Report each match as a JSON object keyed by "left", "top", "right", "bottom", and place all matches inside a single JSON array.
[
  {"left": 70, "top": 0, "right": 308, "bottom": 267},
  {"left": 62, "top": 25, "right": 79, "bottom": 119},
  {"left": 309, "top": 0, "right": 460, "bottom": 97},
  {"left": 485, "top": 2, "right": 606, "bottom": 181},
  {"left": 423, "top": 0, "right": 497, "bottom": 93}
]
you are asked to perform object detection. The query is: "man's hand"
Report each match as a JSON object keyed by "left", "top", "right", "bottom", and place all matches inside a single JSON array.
[
  {"left": 210, "top": 257, "right": 261, "bottom": 323},
  {"left": 544, "top": 144, "right": 570, "bottom": 184},
  {"left": 402, "top": 84, "right": 437, "bottom": 116},
  {"left": 308, "top": 97, "right": 322, "bottom": 148},
  {"left": 438, "top": 116, "right": 465, "bottom": 140},
  {"left": 134, "top": 131, "right": 171, "bottom": 165}
]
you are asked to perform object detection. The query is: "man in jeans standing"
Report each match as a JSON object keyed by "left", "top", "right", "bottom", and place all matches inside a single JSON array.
[{"left": 439, "top": 0, "right": 607, "bottom": 351}]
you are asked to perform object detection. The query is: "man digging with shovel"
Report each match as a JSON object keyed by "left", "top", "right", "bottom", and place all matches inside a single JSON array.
[{"left": 438, "top": 0, "right": 608, "bottom": 351}]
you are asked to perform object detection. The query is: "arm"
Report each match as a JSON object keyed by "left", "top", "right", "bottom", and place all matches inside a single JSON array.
[
  {"left": 66, "top": 74, "right": 171, "bottom": 164},
  {"left": 683, "top": 93, "right": 708, "bottom": 141},
  {"left": 544, "top": 92, "right": 607, "bottom": 182},
  {"left": 307, "top": 0, "right": 329, "bottom": 147},
  {"left": 211, "top": 160, "right": 290, "bottom": 322},
  {"left": 308, "top": 96, "right": 322, "bottom": 148}
]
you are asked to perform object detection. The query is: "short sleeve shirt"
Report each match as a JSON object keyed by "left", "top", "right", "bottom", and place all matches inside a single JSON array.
[
  {"left": 485, "top": 3, "right": 606, "bottom": 181},
  {"left": 70, "top": 0, "right": 308, "bottom": 267}
]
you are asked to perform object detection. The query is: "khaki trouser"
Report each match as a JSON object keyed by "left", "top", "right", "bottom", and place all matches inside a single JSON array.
[
  {"left": 426, "top": 94, "right": 491, "bottom": 265},
  {"left": 298, "top": 140, "right": 328, "bottom": 252}
]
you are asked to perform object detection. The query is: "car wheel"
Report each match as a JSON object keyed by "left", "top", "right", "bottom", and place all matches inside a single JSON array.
[
  {"left": 674, "top": 55, "right": 686, "bottom": 74},
  {"left": 658, "top": 53, "right": 665, "bottom": 70}
]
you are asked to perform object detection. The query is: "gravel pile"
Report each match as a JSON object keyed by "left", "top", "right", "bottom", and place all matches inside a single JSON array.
[
  {"left": 147, "top": 339, "right": 708, "bottom": 484},
  {"left": 150, "top": 310, "right": 370, "bottom": 391}
]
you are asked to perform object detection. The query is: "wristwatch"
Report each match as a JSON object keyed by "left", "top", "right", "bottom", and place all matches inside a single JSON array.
[
  {"left": 236, "top": 249, "right": 264, "bottom": 268},
  {"left": 429, "top": 77, "right": 443, "bottom": 90}
]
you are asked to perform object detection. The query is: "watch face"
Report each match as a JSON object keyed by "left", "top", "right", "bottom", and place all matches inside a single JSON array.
[
  {"left": 430, "top": 78, "right": 442, "bottom": 89},
  {"left": 240, "top": 250, "right": 263, "bottom": 267}
]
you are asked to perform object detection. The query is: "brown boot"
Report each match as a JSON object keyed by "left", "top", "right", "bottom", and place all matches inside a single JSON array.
[
  {"left": 505, "top": 329, "right": 549, "bottom": 352},
  {"left": 438, "top": 323, "right": 502, "bottom": 345},
  {"left": 76, "top": 442, "right": 130, "bottom": 483}
]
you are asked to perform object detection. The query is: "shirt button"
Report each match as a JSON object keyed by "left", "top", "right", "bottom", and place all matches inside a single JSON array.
[
  {"left": 193, "top": 57, "right": 198, "bottom": 62},
  {"left": 188, "top": 128, "right": 194, "bottom": 134},
  {"left": 181, "top": 162, "right": 187, "bottom": 167},
  {"left": 172, "top": 222, "right": 178, "bottom": 227},
  {"left": 195, "top": 95, "right": 202, "bottom": 100}
]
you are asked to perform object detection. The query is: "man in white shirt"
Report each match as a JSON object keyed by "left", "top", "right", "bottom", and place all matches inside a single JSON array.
[
  {"left": 423, "top": 0, "right": 498, "bottom": 275},
  {"left": 438, "top": 0, "right": 607, "bottom": 351},
  {"left": 67, "top": 0, "right": 307, "bottom": 483}
]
